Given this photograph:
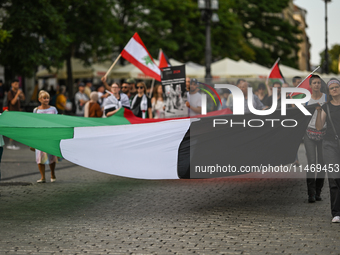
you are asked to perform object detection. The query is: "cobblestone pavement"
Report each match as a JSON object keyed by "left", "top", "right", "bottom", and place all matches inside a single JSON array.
[{"left": 0, "top": 142, "right": 340, "bottom": 255}]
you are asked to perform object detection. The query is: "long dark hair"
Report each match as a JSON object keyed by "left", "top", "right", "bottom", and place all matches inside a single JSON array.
[{"left": 152, "top": 84, "right": 163, "bottom": 101}]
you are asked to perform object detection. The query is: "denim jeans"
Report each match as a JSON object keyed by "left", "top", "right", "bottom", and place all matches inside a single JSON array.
[
  {"left": 304, "top": 133, "right": 325, "bottom": 196},
  {"left": 323, "top": 140, "right": 340, "bottom": 217}
]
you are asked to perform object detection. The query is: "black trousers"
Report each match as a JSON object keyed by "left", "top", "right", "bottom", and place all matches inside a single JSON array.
[
  {"left": 304, "top": 133, "right": 325, "bottom": 196},
  {"left": 323, "top": 140, "right": 340, "bottom": 217}
]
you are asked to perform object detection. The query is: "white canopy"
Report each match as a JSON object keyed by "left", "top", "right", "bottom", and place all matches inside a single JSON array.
[
  {"left": 110, "top": 58, "right": 205, "bottom": 79},
  {"left": 36, "top": 58, "right": 118, "bottom": 79},
  {"left": 211, "top": 58, "right": 264, "bottom": 78},
  {"left": 279, "top": 64, "right": 309, "bottom": 78},
  {"left": 210, "top": 57, "right": 311, "bottom": 79}
]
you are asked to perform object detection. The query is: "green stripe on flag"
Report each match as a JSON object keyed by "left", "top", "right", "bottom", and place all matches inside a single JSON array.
[
  {"left": 0, "top": 108, "right": 131, "bottom": 157},
  {"left": 292, "top": 94, "right": 306, "bottom": 99}
]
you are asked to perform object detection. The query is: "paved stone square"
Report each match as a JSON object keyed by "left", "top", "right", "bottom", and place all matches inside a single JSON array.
[{"left": 0, "top": 143, "right": 339, "bottom": 254}]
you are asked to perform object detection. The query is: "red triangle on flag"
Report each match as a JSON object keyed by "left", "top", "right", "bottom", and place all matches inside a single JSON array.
[
  {"left": 268, "top": 59, "right": 285, "bottom": 82},
  {"left": 158, "top": 49, "right": 171, "bottom": 69},
  {"left": 269, "top": 63, "right": 283, "bottom": 79}
]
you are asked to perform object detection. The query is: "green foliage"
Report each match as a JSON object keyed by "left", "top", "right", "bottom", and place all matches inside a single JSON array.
[
  {"left": 55, "top": 0, "right": 116, "bottom": 63},
  {"left": 0, "top": 29, "right": 12, "bottom": 44},
  {"left": 211, "top": 0, "right": 254, "bottom": 62},
  {"left": 0, "top": 0, "right": 69, "bottom": 76},
  {"left": 0, "top": 0, "right": 303, "bottom": 81},
  {"left": 320, "top": 44, "right": 340, "bottom": 74},
  {"left": 232, "top": 0, "right": 301, "bottom": 67}
]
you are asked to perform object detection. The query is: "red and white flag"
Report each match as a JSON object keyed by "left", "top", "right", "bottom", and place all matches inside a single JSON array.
[
  {"left": 267, "top": 58, "right": 285, "bottom": 84},
  {"left": 158, "top": 49, "right": 171, "bottom": 69},
  {"left": 121, "top": 32, "right": 161, "bottom": 81}
]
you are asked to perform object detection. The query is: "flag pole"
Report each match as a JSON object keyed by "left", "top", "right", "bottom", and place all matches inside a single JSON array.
[
  {"left": 104, "top": 54, "right": 121, "bottom": 78},
  {"left": 288, "top": 66, "right": 320, "bottom": 97},
  {"left": 149, "top": 79, "right": 155, "bottom": 98}
]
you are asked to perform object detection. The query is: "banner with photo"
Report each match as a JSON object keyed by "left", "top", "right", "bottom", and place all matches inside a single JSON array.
[{"left": 161, "top": 65, "right": 188, "bottom": 118}]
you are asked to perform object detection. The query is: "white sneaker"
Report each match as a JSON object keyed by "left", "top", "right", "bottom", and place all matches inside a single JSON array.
[
  {"left": 11, "top": 145, "right": 20, "bottom": 150},
  {"left": 7, "top": 145, "right": 20, "bottom": 150},
  {"left": 332, "top": 216, "right": 340, "bottom": 223}
]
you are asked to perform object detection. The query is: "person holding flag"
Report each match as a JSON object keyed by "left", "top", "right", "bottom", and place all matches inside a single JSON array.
[
  {"left": 315, "top": 78, "right": 340, "bottom": 223},
  {"left": 264, "top": 81, "right": 282, "bottom": 108},
  {"left": 265, "top": 58, "right": 285, "bottom": 98}
]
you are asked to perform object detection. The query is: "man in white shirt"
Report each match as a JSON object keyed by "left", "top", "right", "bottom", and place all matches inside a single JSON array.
[{"left": 185, "top": 78, "right": 201, "bottom": 116}]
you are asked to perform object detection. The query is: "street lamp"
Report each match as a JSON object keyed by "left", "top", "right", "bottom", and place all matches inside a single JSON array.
[
  {"left": 198, "top": 0, "right": 219, "bottom": 81},
  {"left": 323, "top": 0, "right": 331, "bottom": 74}
]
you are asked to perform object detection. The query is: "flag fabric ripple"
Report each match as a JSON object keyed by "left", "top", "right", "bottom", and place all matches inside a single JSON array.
[
  {"left": 0, "top": 107, "right": 313, "bottom": 180},
  {"left": 121, "top": 32, "right": 161, "bottom": 81}
]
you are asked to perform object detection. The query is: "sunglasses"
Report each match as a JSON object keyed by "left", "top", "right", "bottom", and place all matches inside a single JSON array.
[
  {"left": 329, "top": 86, "right": 340, "bottom": 90},
  {"left": 122, "top": 86, "right": 129, "bottom": 89},
  {"left": 137, "top": 86, "right": 144, "bottom": 89}
]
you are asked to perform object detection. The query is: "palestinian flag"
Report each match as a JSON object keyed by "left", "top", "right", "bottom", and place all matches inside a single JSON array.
[
  {"left": 121, "top": 32, "right": 161, "bottom": 81},
  {"left": 290, "top": 74, "right": 311, "bottom": 99},
  {"left": 0, "top": 107, "right": 314, "bottom": 180},
  {"left": 267, "top": 58, "right": 285, "bottom": 84},
  {"left": 158, "top": 49, "right": 171, "bottom": 69},
  {"left": 290, "top": 67, "right": 321, "bottom": 99}
]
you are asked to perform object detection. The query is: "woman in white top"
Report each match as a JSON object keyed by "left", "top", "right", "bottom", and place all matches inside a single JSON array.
[
  {"left": 304, "top": 75, "right": 327, "bottom": 203},
  {"left": 151, "top": 84, "right": 165, "bottom": 119},
  {"left": 33, "top": 90, "right": 58, "bottom": 183}
]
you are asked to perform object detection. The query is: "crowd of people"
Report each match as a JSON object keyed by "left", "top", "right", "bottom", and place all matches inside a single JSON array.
[
  {"left": 0, "top": 74, "right": 340, "bottom": 223},
  {"left": 68, "top": 76, "right": 203, "bottom": 119}
]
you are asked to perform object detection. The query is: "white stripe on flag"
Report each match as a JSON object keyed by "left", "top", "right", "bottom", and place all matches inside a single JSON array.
[
  {"left": 124, "top": 38, "right": 160, "bottom": 75},
  {"left": 60, "top": 119, "right": 191, "bottom": 179}
]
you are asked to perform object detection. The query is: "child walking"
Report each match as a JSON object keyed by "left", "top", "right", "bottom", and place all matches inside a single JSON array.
[{"left": 34, "top": 90, "right": 58, "bottom": 183}]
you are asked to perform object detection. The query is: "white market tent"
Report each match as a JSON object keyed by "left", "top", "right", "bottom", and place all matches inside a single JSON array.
[
  {"left": 211, "top": 58, "right": 262, "bottom": 78},
  {"left": 238, "top": 59, "right": 270, "bottom": 77},
  {"left": 211, "top": 57, "right": 311, "bottom": 79},
  {"left": 110, "top": 58, "right": 205, "bottom": 79},
  {"left": 186, "top": 61, "right": 204, "bottom": 70},
  {"left": 279, "top": 64, "right": 309, "bottom": 78},
  {"left": 36, "top": 58, "right": 118, "bottom": 79},
  {"left": 35, "top": 56, "right": 313, "bottom": 81}
]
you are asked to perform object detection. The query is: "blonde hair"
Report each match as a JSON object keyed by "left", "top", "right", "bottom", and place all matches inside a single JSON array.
[
  {"left": 90, "top": 91, "right": 99, "bottom": 102},
  {"left": 38, "top": 90, "right": 50, "bottom": 99}
]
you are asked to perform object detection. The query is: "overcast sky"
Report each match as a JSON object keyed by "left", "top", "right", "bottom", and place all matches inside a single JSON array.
[{"left": 294, "top": 0, "right": 340, "bottom": 66}]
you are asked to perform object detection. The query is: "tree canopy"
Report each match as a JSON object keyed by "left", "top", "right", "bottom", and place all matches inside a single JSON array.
[
  {"left": 0, "top": 0, "right": 303, "bottom": 87},
  {"left": 320, "top": 44, "right": 340, "bottom": 74}
]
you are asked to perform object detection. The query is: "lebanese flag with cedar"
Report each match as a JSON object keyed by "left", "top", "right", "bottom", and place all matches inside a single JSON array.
[
  {"left": 158, "top": 49, "right": 171, "bottom": 69},
  {"left": 121, "top": 32, "right": 161, "bottom": 81},
  {"left": 267, "top": 58, "right": 285, "bottom": 84}
]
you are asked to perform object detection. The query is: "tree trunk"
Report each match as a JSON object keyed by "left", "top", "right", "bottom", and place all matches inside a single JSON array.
[{"left": 66, "top": 55, "right": 73, "bottom": 98}]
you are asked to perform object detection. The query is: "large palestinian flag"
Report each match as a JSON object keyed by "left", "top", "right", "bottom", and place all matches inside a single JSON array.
[{"left": 0, "top": 107, "right": 314, "bottom": 179}]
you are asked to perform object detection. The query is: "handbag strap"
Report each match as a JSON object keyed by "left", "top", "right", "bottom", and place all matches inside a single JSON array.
[{"left": 326, "top": 103, "right": 339, "bottom": 141}]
